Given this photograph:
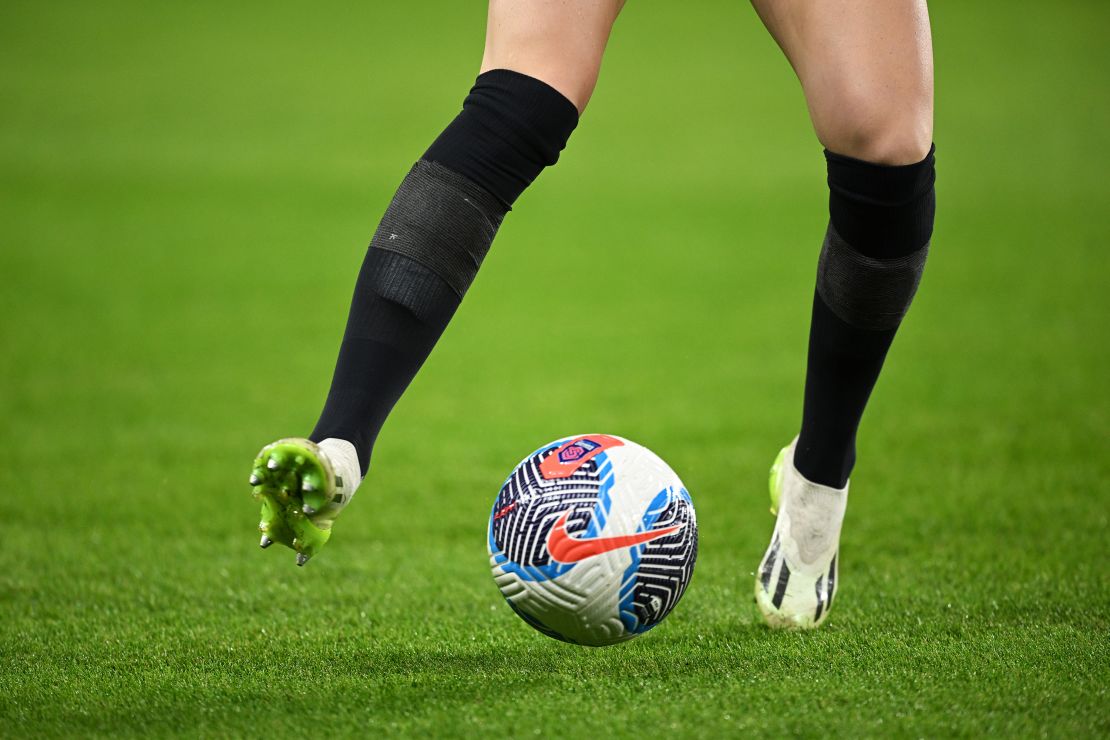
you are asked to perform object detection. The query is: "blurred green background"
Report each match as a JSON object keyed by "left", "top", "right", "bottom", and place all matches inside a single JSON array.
[{"left": 1, "top": 1, "right": 1107, "bottom": 736}]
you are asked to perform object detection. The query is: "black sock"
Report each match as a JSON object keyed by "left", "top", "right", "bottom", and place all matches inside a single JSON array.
[
  {"left": 794, "top": 146, "right": 936, "bottom": 488},
  {"left": 310, "top": 70, "right": 578, "bottom": 474},
  {"left": 424, "top": 69, "right": 579, "bottom": 208}
]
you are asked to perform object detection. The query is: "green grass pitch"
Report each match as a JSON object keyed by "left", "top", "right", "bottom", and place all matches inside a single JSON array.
[{"left": 2, "top": 1, "right": 1108, "bottom": 736}]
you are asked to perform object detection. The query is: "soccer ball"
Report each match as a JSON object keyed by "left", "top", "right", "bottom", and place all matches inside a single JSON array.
[{"left": 488, "top": 434, "right": 697, "bottom": 646}]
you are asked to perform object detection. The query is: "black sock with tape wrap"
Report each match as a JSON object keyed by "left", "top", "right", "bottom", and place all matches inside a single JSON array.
[
  {"left": 311, "top": 72, "right": 578, "bottom": 473},
  {"left": 372, "top": 160, "right": 506, "bottom": 299},
  {"left": 816, "top": 224, "right": 929, "bottom": 331},
  {"left": 794, "top": 146, "right": 936, "bottom": 488}
]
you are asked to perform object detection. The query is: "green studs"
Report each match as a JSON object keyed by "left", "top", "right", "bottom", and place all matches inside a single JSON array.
[{"left": 249, "top": 438, "right": 336, "bottom": 566}]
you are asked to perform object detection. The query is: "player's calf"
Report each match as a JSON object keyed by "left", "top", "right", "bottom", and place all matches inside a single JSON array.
[
  {"left": 249, "top": 71, "right": 580, "bottom": 563},
  {"left": 758, "top": 136, "right": 935, "bottom": 628},
  {"left": 794, "top": 143, "right": 936, "bottom": 489}
]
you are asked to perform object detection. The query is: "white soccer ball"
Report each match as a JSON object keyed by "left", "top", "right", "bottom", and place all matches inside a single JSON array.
[{"left": 488, "top": 434, "right": 698, "bottom": 646}]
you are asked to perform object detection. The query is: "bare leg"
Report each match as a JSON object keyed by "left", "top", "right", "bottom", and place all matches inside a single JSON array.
[
  {"left": 752, "top": 2, "right": 937, "bottom": 627},
  {"left": 755, "top": 0, "right": 936, "bottom": 485},
  {"left": 753, "top": 0, "right": 933, "bottom": 163},
  {"left": 481, "top": 0, "right": 625, "bottom": 113}
]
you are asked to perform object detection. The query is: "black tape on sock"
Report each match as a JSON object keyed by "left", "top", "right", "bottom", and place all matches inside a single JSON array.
[
  {"left": 818, "top": 145, "right": 936, "bottom": 330},
  {"left": 816, "top": 224, "right": 929, "bottom": 331},
  {"left": 372, "top": 160, "right": 506, "bottom": 299}
]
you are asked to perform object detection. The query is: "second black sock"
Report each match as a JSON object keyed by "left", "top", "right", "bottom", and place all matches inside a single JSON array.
[{"left": 794, "top": 146, "right": 936, "bottom": 488}]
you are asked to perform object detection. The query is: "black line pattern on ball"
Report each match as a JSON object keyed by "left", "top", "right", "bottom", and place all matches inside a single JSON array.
[
  {"left": 626, "top": 494, "right": 698, "bottom": 631},
  {"left": 491, "top": 448, "right": 605, "bottom": 569}
]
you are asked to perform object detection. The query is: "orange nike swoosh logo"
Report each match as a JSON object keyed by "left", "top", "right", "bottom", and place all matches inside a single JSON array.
[{"left": 545, "top": 510, "right": 683, "bottom": 563}]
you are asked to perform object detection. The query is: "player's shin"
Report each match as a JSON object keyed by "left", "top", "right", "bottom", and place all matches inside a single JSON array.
[
  {"left": 794, "top": 145, "right": 936, "bottom": 488},
  {"left": 757, "top": 145, "right": 935, "bottom": 627},
  {"left": 310, "top": 70, "right": 579, "bottom": 475},
  {"left": 251, "top": 70, "right": 579, "bottom": 563}
]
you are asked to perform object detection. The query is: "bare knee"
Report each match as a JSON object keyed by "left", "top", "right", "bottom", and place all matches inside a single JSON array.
[
  {"left": 770, "top": 0, "right": 935, "bottom": 165},
  {"left": 481, "top": 0, "right": 623, "bottom": 113},
  {"left": 812, "top": 83, "right": 933, "bottom": 165}
]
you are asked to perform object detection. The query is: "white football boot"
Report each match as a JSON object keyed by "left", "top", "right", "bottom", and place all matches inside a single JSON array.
[
  {"left": 754, "top": 438, "right": 847, "bottom": 629},
  {"left": 248, "top": 437, "right": 362, "bottom": 566}
]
